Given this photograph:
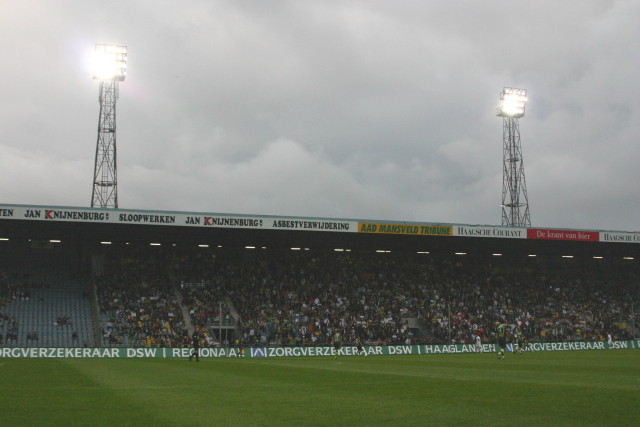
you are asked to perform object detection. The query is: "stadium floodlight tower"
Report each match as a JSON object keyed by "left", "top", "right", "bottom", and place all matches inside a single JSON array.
[
  {"left": 497, "top": 87, "right": 531, "bottom": 227},
  {"left": 90, "top": 44, "right": 127, "bottom": 208}
]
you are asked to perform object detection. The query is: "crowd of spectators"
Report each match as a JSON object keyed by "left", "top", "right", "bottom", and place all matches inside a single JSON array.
[
  {"left": 96, "top": 252, "right": 189, "bottom": 348},
  {"left": 89, "top": 247, "right": 639, "bottom": 348},
  {"left": 181, "top": 285, "right": 232, "bottom": 330},
  {"left": 4, "top": 245, "right": 634, "bottom": 349},
  {"left": 226, "top": 252, "right": 417, "bottom": 347},
  {"left": 171, "top": 250, "right": 640, "bottom": 347},
  {"left": 171, "top": 252, "right": 234, "bottom": 331},
  {"left": 415, "top": 265, "right": 636, "bottom": 345}
]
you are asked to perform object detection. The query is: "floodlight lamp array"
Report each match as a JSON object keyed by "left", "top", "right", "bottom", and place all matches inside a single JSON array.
[
  {"left": 497, "top": 87, "right": 527, "bottom": 118},
  {"left": 93, "top": 44, "right": 127, "bottom": 81}
]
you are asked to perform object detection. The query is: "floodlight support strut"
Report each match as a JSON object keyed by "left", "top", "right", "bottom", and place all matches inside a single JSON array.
[
  {"left": 501, "top": 117, "right": 531, "bottom": 227},
  {"left": 91, "top": 80, "right": 119, "bottom": 208}
]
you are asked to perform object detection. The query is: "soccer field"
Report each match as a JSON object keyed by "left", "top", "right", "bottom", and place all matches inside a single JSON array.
[{"left": 1, "top": 350, "right": 638, "bottom": 426}]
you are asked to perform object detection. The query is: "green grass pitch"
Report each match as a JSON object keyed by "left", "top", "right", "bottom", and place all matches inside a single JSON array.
[{"left": 1, "top": 350, "right": 638, "bottom": 426}]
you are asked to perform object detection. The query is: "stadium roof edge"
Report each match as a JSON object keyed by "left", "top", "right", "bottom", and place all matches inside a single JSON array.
[{"left": 0, "top": 202, "right": 637, "bottom": 235}]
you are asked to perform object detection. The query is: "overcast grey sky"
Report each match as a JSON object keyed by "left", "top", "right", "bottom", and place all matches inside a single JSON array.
[{"left": 1, "top": 0, "right": 638, "bottom": 231}]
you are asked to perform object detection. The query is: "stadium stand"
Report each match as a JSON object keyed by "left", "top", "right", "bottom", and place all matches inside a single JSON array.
[
  {"left": 89, "top": 247, "right": 638, "bottom": 348},
  {"left": 0, "top": 253, "right": 94, "bottom": 347},
  {"left": 94, "top": 247, "right": 190, "bottom": 348},
  {"left": 1, "top": 242, "right": 637, "bottom": 349}
]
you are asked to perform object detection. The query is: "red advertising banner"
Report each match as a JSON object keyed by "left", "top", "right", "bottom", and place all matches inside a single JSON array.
[{"left": 527, "top": 229, "right": 599, "bottom": 242}]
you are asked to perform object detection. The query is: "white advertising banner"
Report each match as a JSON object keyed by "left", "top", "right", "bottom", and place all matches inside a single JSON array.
[
  {"left": 454, "top": 225, "right": 526, "bottom": 239},
  {"left": 600, "top": 231, "right": 640, "bottom": 244},
  {"left": 0, "top": 205, "right": 356, "bottom": 233}
]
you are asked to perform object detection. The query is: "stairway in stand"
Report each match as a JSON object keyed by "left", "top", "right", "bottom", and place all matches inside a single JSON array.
[{"left": 174, "top": 288, "right": 194, "bottom": 335}]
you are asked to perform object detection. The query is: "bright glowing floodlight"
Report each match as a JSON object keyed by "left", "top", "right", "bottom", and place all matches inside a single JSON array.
[
  {"left": 497, "top": 87, "right": 527, "bottom": 118},
  {"left": 92, "top": 44, "right": 127, "bottom": 81}
]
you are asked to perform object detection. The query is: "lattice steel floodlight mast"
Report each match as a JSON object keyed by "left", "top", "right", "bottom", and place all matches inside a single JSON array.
[
  {"left": 91, "top": 44, "right": 127, "bottom": 208},
  {"left": 497, "top": 87, "right": 531, "bottom": 227}
]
